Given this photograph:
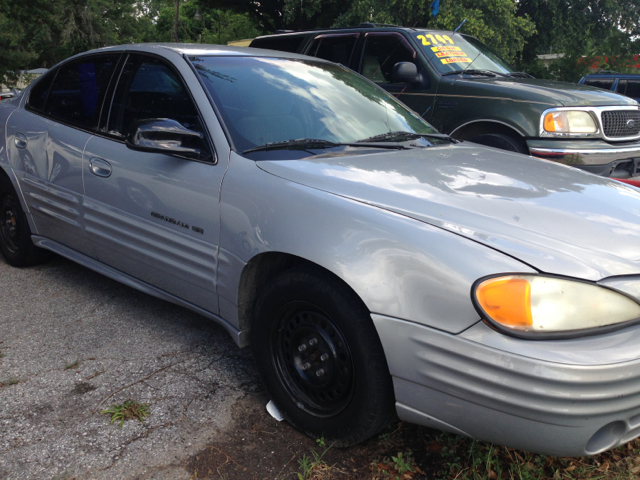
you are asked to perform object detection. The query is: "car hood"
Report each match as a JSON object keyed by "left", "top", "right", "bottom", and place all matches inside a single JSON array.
[
  {"left": 451, "top": 77, "right": 637, "bottom": 107},
  {"left": 258, "top": 144, "right": 640, "bottom": 281}
]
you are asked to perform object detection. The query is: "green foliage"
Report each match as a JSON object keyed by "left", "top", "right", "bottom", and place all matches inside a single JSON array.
[
  {"left": 0, "top": 0, "right": 262, "bottom": 86},
  {"left": 296, "top": 437, "right": 333, "bottom": 480},
  {"left": 101, "top": 399, "right": 150, "bottom": 428}
]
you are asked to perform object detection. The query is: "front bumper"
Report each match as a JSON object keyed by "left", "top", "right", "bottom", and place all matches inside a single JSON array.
[
  {"left": 373, "top": 313, "right": 640, "bottom": 456},
  {"left": 527, "top": 139, "right": 640, "bottom": 177}
]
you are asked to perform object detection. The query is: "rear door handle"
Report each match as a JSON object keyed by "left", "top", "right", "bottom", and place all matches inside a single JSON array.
[
  {"left": 89, "top": 157, "right": 112, "bottom": 178},
  {"left": 14, "top": 133, "right": 27, "bottom": 149}
]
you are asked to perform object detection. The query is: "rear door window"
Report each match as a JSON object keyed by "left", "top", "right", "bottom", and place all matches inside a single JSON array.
[
  {"left": 307, "top": 34, "right": 359, "bottom": 67},
  {"left": 27, "top": 71, "right": 56, "bottom": 112},
  {"left": 45, "top": 54, "right": 119, "bottom": 129},
  {"left": 625, "top": 80, "right": 640, "bottom": 99},
  {"left": 584, "top": 78, "right": 615, "bottom": 91},
  {"left": 360, "top": 33, "right": 418, "bottom": 84}
]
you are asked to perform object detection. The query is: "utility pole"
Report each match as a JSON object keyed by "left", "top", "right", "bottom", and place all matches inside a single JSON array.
[{"left": 173, "top": 0, "right": 180, "bottom": 42}]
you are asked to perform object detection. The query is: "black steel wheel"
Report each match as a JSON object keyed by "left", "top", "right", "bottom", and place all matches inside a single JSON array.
[
  {"left": 253, "top": 266, "right": 395, "bottom": 446},
  {"left": 469, "top": 133, "right": 529, "bottom": 154},
  {"left": 0, "top": 175, "right": 50, "bottom": 267}
]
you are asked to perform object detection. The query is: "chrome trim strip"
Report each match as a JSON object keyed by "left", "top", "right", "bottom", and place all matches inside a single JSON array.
[{"left": 529, "top": 145, "right": 640, "bottom": 166}]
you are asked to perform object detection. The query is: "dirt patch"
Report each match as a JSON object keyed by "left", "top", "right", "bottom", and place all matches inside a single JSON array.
[{"left": 186, "top": 392, "right": 443, "bottom": 479}]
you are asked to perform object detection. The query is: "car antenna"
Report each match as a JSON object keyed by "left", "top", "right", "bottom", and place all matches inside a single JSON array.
[{"left": 453, "top": 19, "right": 467, "bottom": 33}]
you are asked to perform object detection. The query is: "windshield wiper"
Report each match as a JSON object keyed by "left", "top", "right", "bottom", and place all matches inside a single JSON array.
[
  {"left": 244, "top": 138, "right": 341, "bottom": 154},
  {"left": 508, "top": 71, "right": 534, "bottom": 79},
  {"left": 357, "top": 131, "right": 456, "bottom": 144},
  {"left": 357, "top": 131, "right": 423, "bottom": 142},
  {"left": 244, "top": 137, "right": 411, "bottom": 154},
  {"left": 442, "top": 69, "right": 506, "bottom": 77}
]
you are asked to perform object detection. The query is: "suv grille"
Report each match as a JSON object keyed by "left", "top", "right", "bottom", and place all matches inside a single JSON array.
[{"left": 602, "top": 110, "right": 640, "bottom": 138}]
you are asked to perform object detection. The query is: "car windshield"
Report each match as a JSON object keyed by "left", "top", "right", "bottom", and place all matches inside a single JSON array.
[
  {"left": 189, "top": 56, "right": 437, "bottom": 153},
  {"left": 415, "top": 32, "right": 515, "bottom": 76}
]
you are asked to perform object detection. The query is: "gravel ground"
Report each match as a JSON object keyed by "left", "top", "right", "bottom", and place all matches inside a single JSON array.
[{"left": 0, "top": 253, "right": 262, "bottom": 480}]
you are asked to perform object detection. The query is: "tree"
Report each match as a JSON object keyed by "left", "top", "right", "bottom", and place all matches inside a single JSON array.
[{"left": 517, "top": 0, "right": 640, "bottom": 81}]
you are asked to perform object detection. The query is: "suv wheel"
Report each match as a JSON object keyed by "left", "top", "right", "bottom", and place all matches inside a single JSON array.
[{"left": 470, "top": 133, "right": 529, "bottom": 154}]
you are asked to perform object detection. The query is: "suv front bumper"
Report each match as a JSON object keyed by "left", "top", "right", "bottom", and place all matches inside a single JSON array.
[
  {"left": 527, "top": 139, "right": 640, "bottom": 177},
  {"left": 373, "top": 313, "right": 640, "bottom": 456}
]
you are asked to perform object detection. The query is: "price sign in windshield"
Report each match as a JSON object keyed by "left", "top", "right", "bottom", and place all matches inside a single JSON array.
[{"left": 417, "top": 34, "right": 472, "bottom": 64}]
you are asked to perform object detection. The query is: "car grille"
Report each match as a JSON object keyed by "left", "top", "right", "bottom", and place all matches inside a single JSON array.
[{"left": 602, "top": 110, "right": 640, "bottom": 138}]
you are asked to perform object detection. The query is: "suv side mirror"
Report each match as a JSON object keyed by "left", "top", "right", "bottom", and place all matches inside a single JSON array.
[
  {"left": 392, "top": 62, "right": 419, "bottom": 83},
  {"left": 125, "top": 118, "right": 204, "bottom": 159}
]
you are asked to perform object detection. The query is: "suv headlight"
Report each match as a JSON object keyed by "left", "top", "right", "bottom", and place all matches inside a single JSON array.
[
  {"left": 543, "top": 110, "right": 598, "bottom": 135},
  {"left": 473, "top": 275, "right": 640, "bottom": 338}
]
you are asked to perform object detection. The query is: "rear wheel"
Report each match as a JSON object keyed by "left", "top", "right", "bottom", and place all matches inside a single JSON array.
[
  {"left": 469, "top": 133, "right": 528, "bottom": 154},
  {"left": 0, "top": 175, "right": 50, "bottom": 267},
  {"left": 252, "top": 266, "right": 395, "bottom": 446}
]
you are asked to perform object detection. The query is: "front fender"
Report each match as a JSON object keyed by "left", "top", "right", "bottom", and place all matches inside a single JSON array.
[{"left": 217, "top": 152, "right": 534, "bottom": 334}]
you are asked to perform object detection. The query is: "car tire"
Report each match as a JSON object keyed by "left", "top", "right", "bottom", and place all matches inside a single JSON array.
[
  {"left": 469, "top": 133, "right": 529, "bottom": 154},
  {"left": 252, "top": 265, "right": 395, "bottom": 446},
  {"left": 0, "top": 175, "right": 50, "bottom": 267}
]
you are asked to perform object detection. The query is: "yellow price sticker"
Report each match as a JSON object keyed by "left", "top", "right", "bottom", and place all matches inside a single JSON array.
[
  {"left": 441, "top": 57, "right": 472, "bottom": 64},
  {"left": 435, "top": 51, "right": 468, "bottom": 58},
  {"left": 431, "top": 46, "right": 461, "bottom": 52},
  {"left": 417, "top": 34, "right": 455, "bottom": 46}
]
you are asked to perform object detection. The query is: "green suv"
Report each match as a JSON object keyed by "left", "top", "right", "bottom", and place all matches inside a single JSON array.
[{"left": 251, "top": 25, "right": 640, "bottom": 178}]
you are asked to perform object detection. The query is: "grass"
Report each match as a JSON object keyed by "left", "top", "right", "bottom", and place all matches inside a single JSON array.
[
  {"left": 371, "top": 450, "right": 425, "bottom": 479},
  {"left": 297, "top": 438, "right": 335, "bottom": 480},
  {"left": 434, "top": 433, "right": 640, "bottom": 479},
  {"left": 64, "top": 360, "right": 80, "bottom": 370},
  {"left": 0, "top": 377, "right": 20, "bottom": 387},
  {"left": 100, "top": 399, "right": 150, "bottom": 428}
]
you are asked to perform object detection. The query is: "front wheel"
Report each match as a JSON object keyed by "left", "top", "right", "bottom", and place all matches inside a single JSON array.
[
  {"left": 252, "top": 266, "right": 395, "bottom": 446},
  {"left": 469, "top": 133, "right": 529, "bottom": 154},
  {"left": 0, "top": 175, "right": 50, "bottom": 267}
]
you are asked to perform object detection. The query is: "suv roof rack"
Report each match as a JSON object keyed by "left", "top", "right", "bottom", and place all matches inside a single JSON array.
[{"left": 357, "top": 23, "right": 401, "bottom": 28}]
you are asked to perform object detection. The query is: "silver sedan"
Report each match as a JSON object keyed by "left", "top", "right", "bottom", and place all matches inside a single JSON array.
[{"left": 2, "top": 44, "right": 640, "bottom": 457}]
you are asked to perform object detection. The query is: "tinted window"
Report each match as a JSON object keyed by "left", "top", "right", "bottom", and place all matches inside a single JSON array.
[
  {"left": 584, "top": 79, "right": 615, "bottom": 90},
  {"left": 190, "top": 56, "right": 437, "bottom": 153},
  {"left": 108, "top": 55, "right": 210, "bottom": 158},
  {"left": 361, "top": 33, "right": 417, "bottom": 83},
  {"left": 27, "top": 71, "right": 56, "bottom": 111},
  {"left": 616, "top": 80, "right": 627, "bottom": 94},
  {"left": 251, "top": 35, "right": 306, "bottom": 53},
  {"left": 625, "top": 81, "right": 640, "bottom": 99},
  {"left": 308, "top": 34, "right": 358, "bottom": 66},
  {"left": 45, "top": 55, "right": 119, "bottom": 129}
]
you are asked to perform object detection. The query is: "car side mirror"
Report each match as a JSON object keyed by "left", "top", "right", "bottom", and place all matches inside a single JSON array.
[
  {"left": 125, "top": 118, "right": 204, "bottom": 159},
  {"left": 392, "top": 62, "right": 419, "bottom": 83}
]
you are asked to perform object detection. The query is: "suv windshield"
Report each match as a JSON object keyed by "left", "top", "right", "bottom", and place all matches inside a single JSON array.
[
  {"left": 416, "top": 32, "right": 515, "bottom": 76},
  {"left": 189, "top": 56, "right": 437, "bottom": 153}
]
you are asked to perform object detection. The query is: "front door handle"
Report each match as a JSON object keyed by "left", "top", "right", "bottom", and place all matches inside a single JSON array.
[
  {"left": 14, "top": 133, "right": 27, "bottom": 149},
  {"left": 89, "top": 157, "right": 112, "bottom": 178}
]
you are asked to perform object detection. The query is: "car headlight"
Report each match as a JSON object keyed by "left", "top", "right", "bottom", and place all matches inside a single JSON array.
[
  {"left": 473, "top": 275, "right": 640, "bottom": 337},
  {"left": 543, "top": 110, "right": 597, "bottom": 134}
]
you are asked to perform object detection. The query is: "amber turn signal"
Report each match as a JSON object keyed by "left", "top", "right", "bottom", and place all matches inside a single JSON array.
[{"left": 476, "top": 277, "right": 532, "bottom": 328}]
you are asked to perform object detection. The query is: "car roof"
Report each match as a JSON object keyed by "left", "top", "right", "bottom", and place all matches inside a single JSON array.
[
  {"left": 583, "top": 73, "right": 640, "bottom": 78},
  {"left": 60, "top": 43, "right": 319, "bottom": 65},
  {"left": 252, "top": 25, "right": 457, "bottom": 41}
]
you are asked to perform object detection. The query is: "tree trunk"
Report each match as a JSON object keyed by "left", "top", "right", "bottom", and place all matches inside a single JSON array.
[{"left": 173, "top": 0, "right": 180, "bottom": 42}]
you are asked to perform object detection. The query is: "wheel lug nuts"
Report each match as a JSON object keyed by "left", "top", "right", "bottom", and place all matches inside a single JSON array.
[
  {"left": 301, "top": 362, "right": 311, "bottom": 371},
  {"left": 298, "top": 344, "right": 307, "bottom": 352},
  {"left": 316, "top": 369, "right": 325, "bottom": 377},
  {"left": 320, "top": 354, "right": 329, "bottom": 361},
  {"left": 309, "top": 338, "right": 318, "bottom": 346}
]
